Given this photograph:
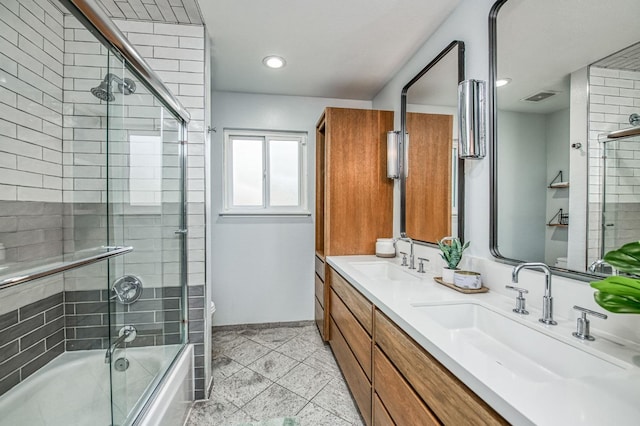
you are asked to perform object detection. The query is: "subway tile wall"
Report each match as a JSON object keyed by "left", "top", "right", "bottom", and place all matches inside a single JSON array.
[
  {"left": 0, "top": 0, "right": 65, "bottom": 264},
  {"left": 588, "top": 66, "right": 640, "bottom": 263},
  {"left": 0, "top": 0, "right": 208, "bottom": 402},
  {"left": 0, "top": 0, "right": 65, "bottom": 204}
]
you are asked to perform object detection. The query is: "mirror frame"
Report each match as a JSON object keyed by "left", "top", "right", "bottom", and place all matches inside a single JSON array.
[
  {"left": 488, "top": 0, "right": 594, "bottom": 281},
  {"left": 400, "top": 40, "right": 466, "bottom": 245}
]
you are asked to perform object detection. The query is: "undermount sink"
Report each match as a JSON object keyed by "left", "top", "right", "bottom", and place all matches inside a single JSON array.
[
  {"left": 350, "top": 261, "right": 419, "bottom": 281},
  {"left": 411, "top": 302, "right": 623, "bottom": 382}
]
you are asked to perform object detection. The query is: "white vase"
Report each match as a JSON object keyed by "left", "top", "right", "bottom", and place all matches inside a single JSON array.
[{"left": 442, "top": 267, "right": 457, "bottom": 284}]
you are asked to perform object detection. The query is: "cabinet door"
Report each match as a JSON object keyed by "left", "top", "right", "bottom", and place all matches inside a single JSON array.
[
  {"left": 373, "top": 394, "right": 394, "bottom": 426},
  {"left": 314, "top": 298, "right": 324, "bottom": 339},
  {"left": 374, "top": 347, "right": 439, "bottom": 426},
  {"left": 331, "top": 289, "right": 372, "bottom": 378},
  {"left": 329, "top": 318, "right": 372, "bottom": 425},
  {"left": 325, "top": 108, "right": 393, "bottom": 255},
  {"left": 375, "top": 310, "right": 507, "bottom": 425},
  {"left": 330, "top": 267, "right": 372, "bottom": 334},
  {"left": 406, "top": 112, "right": 452, "bottom": 243}
]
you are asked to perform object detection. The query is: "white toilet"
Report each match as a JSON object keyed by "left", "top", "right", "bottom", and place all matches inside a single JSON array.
[{"left": 555, "top": 257, "right": 567, "bottom": 268}]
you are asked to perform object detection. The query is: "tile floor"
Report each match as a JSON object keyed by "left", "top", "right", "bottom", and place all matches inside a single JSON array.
[{"left": 186, "top": 323, "right": 365, "bottom": 426}]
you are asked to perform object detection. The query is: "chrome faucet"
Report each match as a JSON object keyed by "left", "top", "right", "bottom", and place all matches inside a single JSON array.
[
  {"left": 105, "top": 325, "right": 136, "bottom": 363},
  {"left": 512, "top": 262, "right": 557, "bottom": 325},
  {"left": 397, "top": 233, "right": 415, "bottom": 269},
  {"left": 588, "top": 259, "right": 617, "bottom": 275}
]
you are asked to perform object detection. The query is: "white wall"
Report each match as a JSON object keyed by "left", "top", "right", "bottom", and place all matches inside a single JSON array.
[
  {"left": 373, "top": 0, "right": 493, "bottom": 259},
  {"left": 544, "top": 108, "right": 570, "bottom": 265},
  {"left": 568, "top": 68, "right": 588, "bottom": 271},
  {"left": 210, "top": 91, "right": 371, "bottom": 325},
  {"left": 498, "top": 110, "right": 546, "bottom": 261}
]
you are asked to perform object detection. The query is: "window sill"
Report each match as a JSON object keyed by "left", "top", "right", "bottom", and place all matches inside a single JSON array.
[{"left": 219, "top": 210, "right": 311, "bottom": 217}]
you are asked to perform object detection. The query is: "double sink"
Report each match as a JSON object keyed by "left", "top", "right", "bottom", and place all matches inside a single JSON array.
[{"left": 349, "top": 260, "right": 624, "bottom": 383}]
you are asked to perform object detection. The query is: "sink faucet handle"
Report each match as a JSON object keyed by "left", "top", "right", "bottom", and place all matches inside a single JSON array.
[
  {"left": 572, "top": 306, "right": 607, "bottom": 341},
  {"left": 417, "top": 257, "right": 429, "bottom": 273},
  {"left": 505, "top": 285, "right": 529, "bottom": 315},
  {"left": 399, "top": 252, "right": 408, "bottom": 267}
]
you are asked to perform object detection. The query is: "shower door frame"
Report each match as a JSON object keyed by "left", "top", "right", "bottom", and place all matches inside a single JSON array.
[{"left": 57, "top": 0, "right": 192, "bottom": 424}]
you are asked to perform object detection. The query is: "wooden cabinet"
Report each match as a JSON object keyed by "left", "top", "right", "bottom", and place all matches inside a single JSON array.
[
  {"left": 314, "top": 107, "right": 394, "bottom": 340},
  {"left": 327, "top": 265, "right": 508, "bottom": 426},
  {"left": 374, "top": 310, "right": 508, "bottom": 425},
  {"left": 373, "top": 346, "right": 439, "bottom": 426},
  {"left": 328, "top": 267, "right": 373, "bottom": 425}
]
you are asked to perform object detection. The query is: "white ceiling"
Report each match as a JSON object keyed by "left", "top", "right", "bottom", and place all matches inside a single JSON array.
[
  {"left": 496, "top": 0, "right": 640, "bottom": 114},
  {"left": 197, "top": 0, "right": 461, "bottom": 100}
]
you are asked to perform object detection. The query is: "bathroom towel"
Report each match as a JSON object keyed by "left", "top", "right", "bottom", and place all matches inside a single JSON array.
[{"left": 235, "top": 417, "right": 299, "bottom": 426}]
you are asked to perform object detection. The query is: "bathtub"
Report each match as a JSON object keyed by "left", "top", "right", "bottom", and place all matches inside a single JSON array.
[{"left": 0, "top": 344, "right": 189, "bottom": 426}]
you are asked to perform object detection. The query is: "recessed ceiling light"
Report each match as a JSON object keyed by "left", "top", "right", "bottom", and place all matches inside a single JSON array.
[
  {"left": 262, "top": 56, "right": 286, "bottom": 69},
  {"left": 496, "top": 78, "right": 512, "bottom": 87}
]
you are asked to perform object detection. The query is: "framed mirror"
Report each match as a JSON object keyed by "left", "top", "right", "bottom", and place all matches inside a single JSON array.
[
  {"left": 400, "top": 40, "right": 466, "bottom": 245},
  {"left": 489, "top": 0, "right": 640, "bottom": 279}
]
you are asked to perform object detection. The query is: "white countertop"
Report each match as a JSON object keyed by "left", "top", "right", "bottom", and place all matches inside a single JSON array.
[{"left": 327, "top": 255, "right": 640, "bottom": 426}]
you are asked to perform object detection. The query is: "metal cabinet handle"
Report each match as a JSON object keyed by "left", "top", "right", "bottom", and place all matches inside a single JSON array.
[{"left": 174, "top": 229, "right": 188, "bottom": 235}]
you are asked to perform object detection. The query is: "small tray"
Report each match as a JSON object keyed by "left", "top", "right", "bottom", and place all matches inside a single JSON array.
[{"left": 433, "top": 277, "right": 489, "bottom": 294}]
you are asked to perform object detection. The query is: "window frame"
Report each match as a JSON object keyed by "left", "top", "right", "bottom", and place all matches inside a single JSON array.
[{"left": 222, "top": 129, "right": 309, "bottom": 216}]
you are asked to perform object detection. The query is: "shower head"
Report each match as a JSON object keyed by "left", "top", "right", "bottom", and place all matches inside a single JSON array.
[
  {"left": 90, "top": 81, "right": 115, "bottom": 102},
  {"left": 90, "top": 73, "right": 137, "bottom": 101}
]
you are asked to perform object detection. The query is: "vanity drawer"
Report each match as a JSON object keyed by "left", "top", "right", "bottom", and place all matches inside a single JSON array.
[
  {"left": 330, "top": 267, "right": 372, "bottom": 335},
  {"left": 330, "top": 317, "right": 371, "bottom": 425},
  {"left": 315, "top": 255, "right": 325, "bottom": 281},
  {"left": 315, "top": 298, "right": 324, "bottom": 340},
  {"left": 331, "top": 289, "right": 372, "bottom": 379},
  {"left": 374, "top": 310, "right": 507, "bottom": 425},
  {"left": 315, "top": 274, "right": 324, "bottom": 308},
  {"left": 373, "top": 393, "right": 394, "bottom": 426},
  {"left": 374, "top": 346, "right": 439, "bottom": 426}
]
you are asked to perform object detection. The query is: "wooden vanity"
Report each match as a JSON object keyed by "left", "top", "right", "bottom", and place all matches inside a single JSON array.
[{"left": 328, "top": 266, "right": 507, "bottom": 425}]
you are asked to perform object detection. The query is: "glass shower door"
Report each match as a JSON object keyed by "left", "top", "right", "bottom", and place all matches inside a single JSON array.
[
  {"left": 106, "top": 55, "right": 186, "bottom": 425},
  {"left": 601, "top": 135, "right": 640, "bottom": 256}
]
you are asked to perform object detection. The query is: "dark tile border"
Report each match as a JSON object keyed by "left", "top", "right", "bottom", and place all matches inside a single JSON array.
[{"left": 0, "top": 292, "right": 64, "bottom": 397}]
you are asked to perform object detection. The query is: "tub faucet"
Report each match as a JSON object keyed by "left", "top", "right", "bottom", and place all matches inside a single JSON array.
[
  {"left": 398, "top": 233, "right": 415, "bottom": 269},
  {"left": 512, "top": 262, "right": 557, "bottom": 325},
  {"left": 105, "top": 325, "right": 136, "bottom": 364}
]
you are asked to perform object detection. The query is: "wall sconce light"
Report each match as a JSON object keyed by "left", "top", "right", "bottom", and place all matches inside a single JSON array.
[
  {"left": 458, "top": 79, "right": 486, "bottom": 159},
  {"left": 387, "top": 131, "right": 400, "bottom": 179},
  {"left": 387, "top": 131, "right": 409, "bottom": 179}
]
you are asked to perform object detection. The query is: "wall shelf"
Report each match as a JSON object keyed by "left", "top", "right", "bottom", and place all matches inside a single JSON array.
[
  {"left": 549, "top": 182, "right": 569, "bottom": 189},
  {"left": 547, "top": 208, "right": 569, "bottom": 227},
  {"left": 548, "top": 170, "right": 569, "bottom": 188},
  {"left": 0, "top": 246, "right": 133, "bottom": 290}
]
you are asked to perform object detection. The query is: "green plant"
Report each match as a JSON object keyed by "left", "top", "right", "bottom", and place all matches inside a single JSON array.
[
  {"left": 438, "top": 236, "right": 470, "bottom": 269},
  {"left": 590, "top": 241, "right": 640, "bottom": 314}
]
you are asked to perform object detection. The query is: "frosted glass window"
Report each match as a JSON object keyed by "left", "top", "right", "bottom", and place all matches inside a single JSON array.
[
  {"left": 232, "top": 138, "right": 263, "bottom": 206},
  {"left": 269, "top": 140, "right": 299, "bottom": 206},
  {"left": 223, "top": 130, "right": 309, "bottom": 215}
]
